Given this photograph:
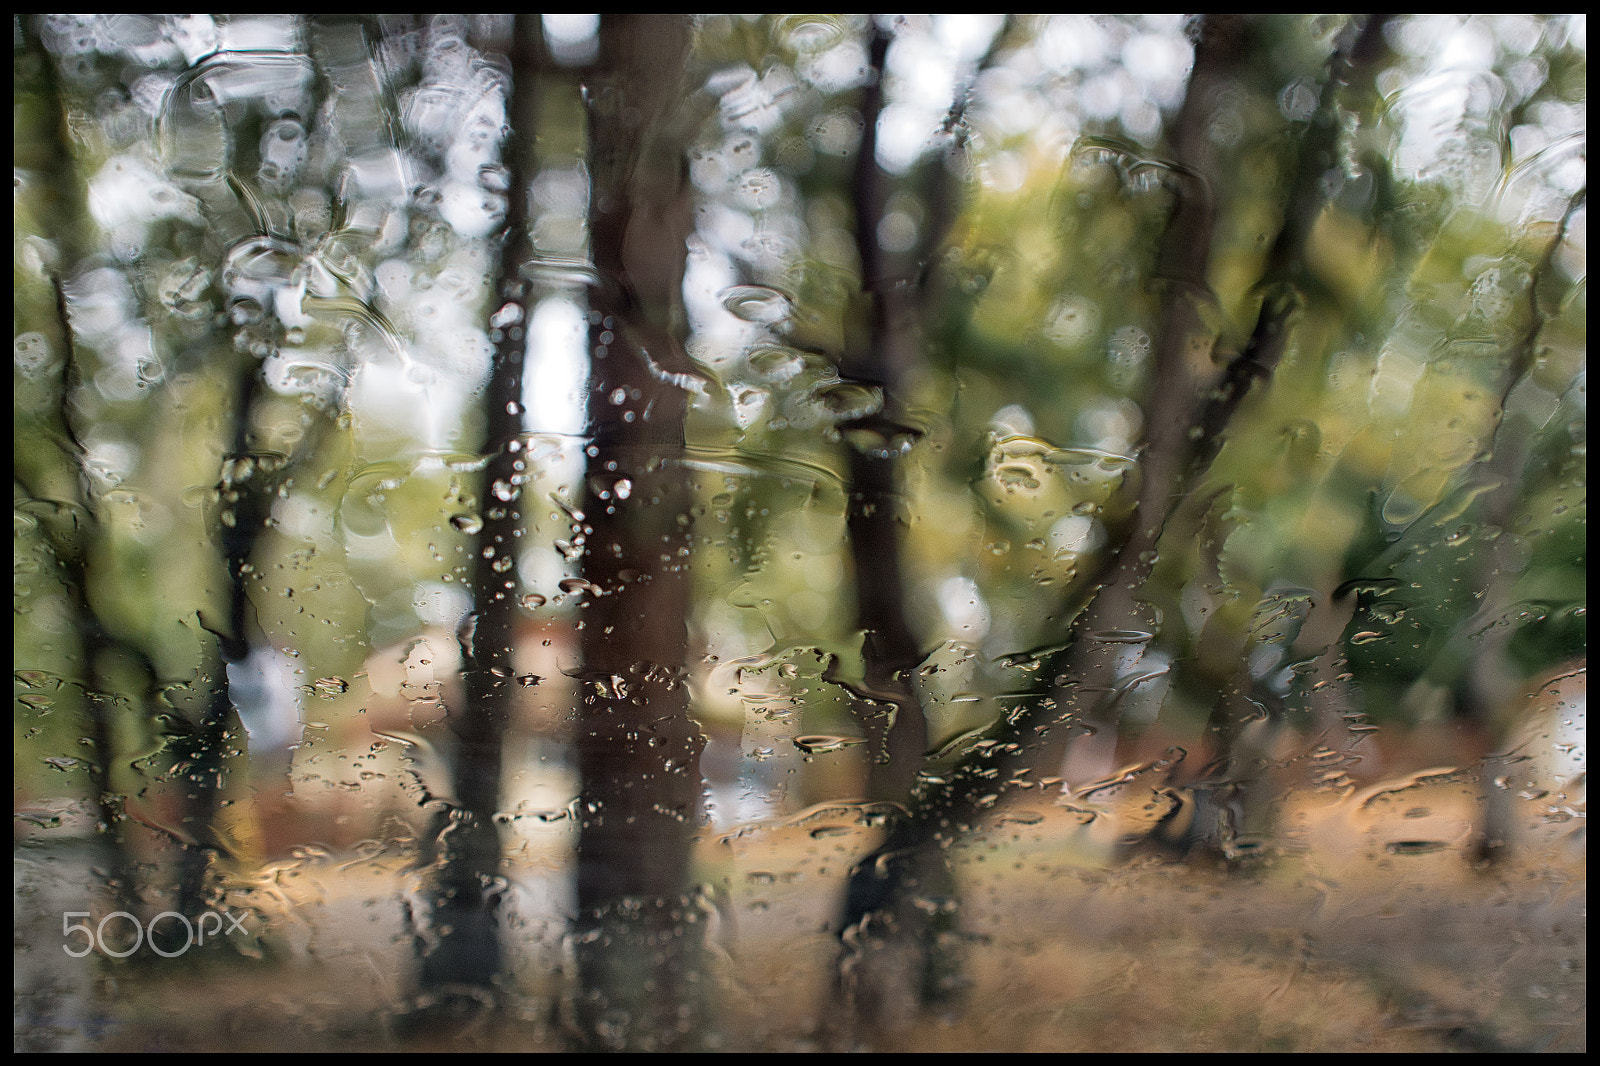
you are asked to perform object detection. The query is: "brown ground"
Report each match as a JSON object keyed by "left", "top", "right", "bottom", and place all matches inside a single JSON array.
[{"left": 15, "top": 779, "right": 1584, "bottom": 1053}]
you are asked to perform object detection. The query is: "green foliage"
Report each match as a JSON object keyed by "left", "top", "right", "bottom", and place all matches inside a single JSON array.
[{"left": 13, "top": 12, "right": 1585, "bottom": 826}]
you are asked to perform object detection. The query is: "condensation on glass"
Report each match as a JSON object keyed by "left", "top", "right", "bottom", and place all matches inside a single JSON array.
[{"left": 14, "top": 13, "right": 1585, "bottom": 1053}]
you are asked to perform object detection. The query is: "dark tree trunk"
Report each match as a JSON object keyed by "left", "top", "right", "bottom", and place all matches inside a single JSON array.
[
  {"left": 567, "top": 14, "right": 707, "bottom": 1051},
  {"left": 836, "top": 10, "right": 1394, "bottom": 958},
  {"left": 840, "top": 19, "right": 931, "bottom": 811},
  {"left": 415, "top": 15, "right": 544, "bottom": 997},
  {"left": 826, "top": 20, "right": 955, "bottom": 1035},
  {"left": 174, "top": 361, "right": 265, "bottom": 928}
]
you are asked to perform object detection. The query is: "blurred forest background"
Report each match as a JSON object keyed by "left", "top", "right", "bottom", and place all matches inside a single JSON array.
[{"left": 14, "top": 13, "right": 1585, "bottom": 1052}]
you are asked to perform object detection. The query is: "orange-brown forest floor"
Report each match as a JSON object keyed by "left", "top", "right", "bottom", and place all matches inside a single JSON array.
[{"left": 15, "top": 782, "right": 1585, "bottom": 1053}]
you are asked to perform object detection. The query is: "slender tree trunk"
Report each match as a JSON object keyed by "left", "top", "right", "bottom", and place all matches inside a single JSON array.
[
  {"left": 1193, "top": 167, "right": 1574, "bottom": 859},
  {"left": 567, "top": 14, "right": 707, "bottom": 1051},
  {"left": 822, "top": 21, "right": 941, "bottom": 1033},
  {"left": 1037, "top": 12, "right": 1392, "bottom": 837},
  {"left": 1404, "top": 187, "right": 1585, "bottom": 864},
  {"left": 415, "top": 15, "right": 544, "bottom": 996},
  {"left": 839, "top": 11, "right": 1392, "bottom": 944},
  {"left": 174, "top": 361, "right": 266, "bottom": 927},
  {"left": 15, "top": 17, "right": 142, "bottom": 920},
  {"left": 840, "top": 19, "right": 930, "bottom": 813},
  {"left": 821, "top": 21, "right": 1019, "bottom": 1034}
]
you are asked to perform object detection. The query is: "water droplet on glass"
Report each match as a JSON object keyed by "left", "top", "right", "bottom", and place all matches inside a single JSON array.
[
  {"left": 1334, "top": 577, "right": 1401, "bottom": 599},
  {"left": 1091, "top": 629, "right": 1155, "bottom": 645},
  {"left": 996, "top": 464, "right": 1041, "bottom": 492},
  {"left": 810, "top": 380, "right": 883, "bottom": 422},
  {"left": 587, "top": 472, "right": 632, "bottom": 501},
  {"left": 1381, "top": 485, "right": 1427, "bottom": 527},
  {"left": 1370, "top": 603, "right": 1407, "bottom": 624},
  {"left": 776, "top": 14, "right": 847, "bottom": 53},
  {"left": 792, "top": 734, "right": 866, "bottom": 754},
  {"left": 1385, "top": 840, "right": 1450, "bottom": 855},
  {"left": 809, "top": 824, "right": 853, "bottom": 839},
  {"left": 313, "top": 676, "right": 348, "bottom": 698},
  {"left": 746, "top": 344, "right": 806, "bottom": 383},
  {"left": 14, "top": 332, "right": 54, "bottom": 375},
  {"left": 721, "top": 284, "right": 791, "bottom": 324}
]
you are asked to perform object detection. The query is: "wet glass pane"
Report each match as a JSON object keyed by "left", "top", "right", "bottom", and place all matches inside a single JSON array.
[{"left": 15, "top": 14, "right": 1585, "bottom": 1052}]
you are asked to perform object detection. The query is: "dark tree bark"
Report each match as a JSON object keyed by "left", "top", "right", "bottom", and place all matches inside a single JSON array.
[
  {"left": 1194, "top": 185, "right": 1583, "bottom": 866},
  {"left": 827, "top": 19, "right": 1026, "bottom": 1034},
  {"left": 413, "top": 15, "right": 544, "bottom": 998},
  {"left": 175, "top": 357, "right": 267, "bottom": 928},
  {"left": 839, "top": 19, "right": 930, "bottom": 814},
  {"left": 566, "top": 13, "right": 707, "bottom": 1051},
  {"left": 821, "top": 20, "right": 947, "bottom": 1034},
  {"left": 834, "top": 11, "right": 1394, "bottom": 974}
]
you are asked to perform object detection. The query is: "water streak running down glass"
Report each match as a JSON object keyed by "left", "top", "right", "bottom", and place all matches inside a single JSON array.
[{"left": 14, "top": 12, "right": 1585, "bottom": 1053}]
